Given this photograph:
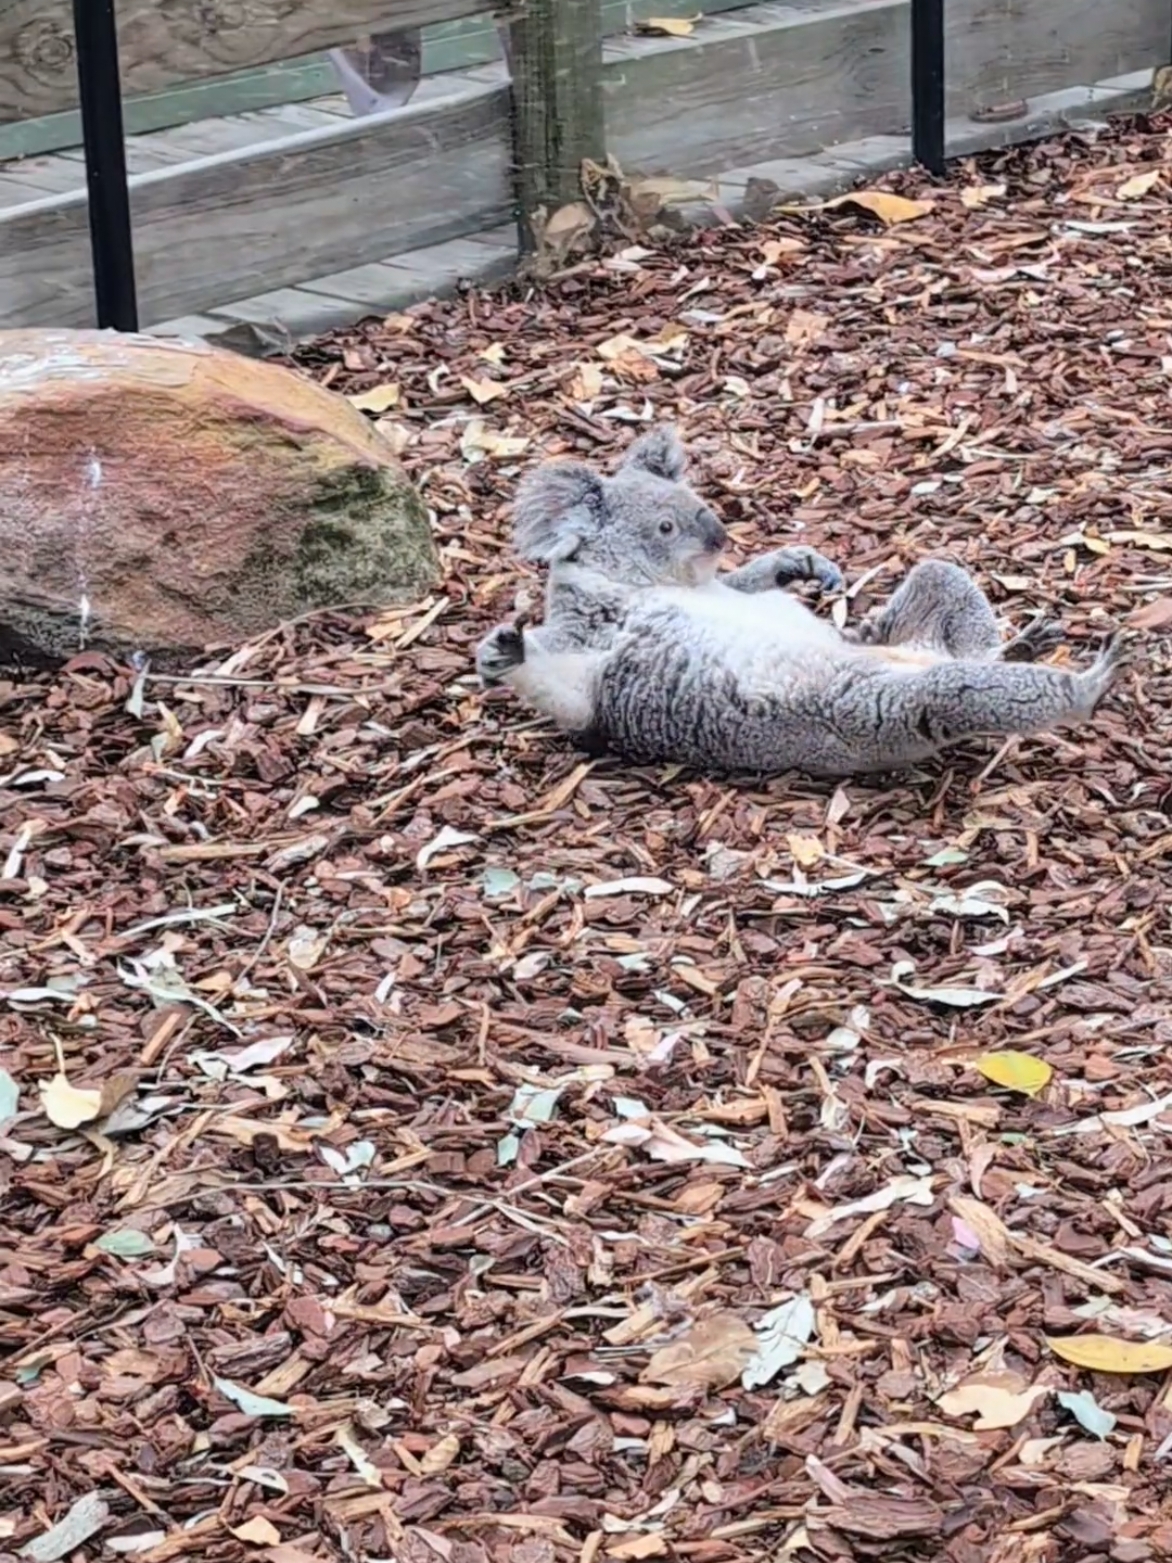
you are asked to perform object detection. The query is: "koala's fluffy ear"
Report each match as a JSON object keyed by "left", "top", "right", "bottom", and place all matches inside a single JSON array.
[
  {"left": 619, "top": 424, "right": 687, "bottom": 482},
  {"left": 513, "top": 459, "right": 604, "bottom": 562}
]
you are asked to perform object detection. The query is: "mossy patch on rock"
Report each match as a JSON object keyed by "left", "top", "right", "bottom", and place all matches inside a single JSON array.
[{"left": 0, "top": 328, "right": 440, "bottom": 669}]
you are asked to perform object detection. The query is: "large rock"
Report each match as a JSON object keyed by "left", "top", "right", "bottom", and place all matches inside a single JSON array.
[{"left": 0, "top": 329, "right": 439, "bottom": 668}]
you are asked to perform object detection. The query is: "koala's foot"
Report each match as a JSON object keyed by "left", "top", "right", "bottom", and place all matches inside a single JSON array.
[
  {"left": 1002, "top": 615, "right": 1064, "bottom": 663},
  {"left": 476, "top": 617, "right": 528, "bottom": 686},
  {"left": 1078, "top": 629, "right": 1139, "bottom": 715}
]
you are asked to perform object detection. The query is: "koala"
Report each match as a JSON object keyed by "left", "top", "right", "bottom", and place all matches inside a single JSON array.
[
  {"left": 511, "top": 424, "right": 846, "bottom": 658},
  {"left": 478, "top": 560, "right": 1132, "bottom": 776}
]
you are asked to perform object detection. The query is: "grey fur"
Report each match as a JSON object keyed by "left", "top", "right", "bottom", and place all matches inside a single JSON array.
[
  {"left": 478, "top": 555, "right": 1131, "bottom": 778},
  {"left": 511, "top": 424, "right": 843, "bottom": 657}
]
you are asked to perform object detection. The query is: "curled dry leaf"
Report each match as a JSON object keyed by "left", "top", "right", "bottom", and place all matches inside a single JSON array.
[
  {"left": 642, "top": 1311, "right": 757, "bottom": 1389},
  {"left": 829, "top": 190, "right": 936, "bottom": 224}
]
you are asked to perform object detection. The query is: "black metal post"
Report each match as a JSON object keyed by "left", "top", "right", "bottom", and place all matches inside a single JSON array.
[
  {"left": 72, "top": 0, "right": 138, "bottom": 330},
  {"left": 910, "top": 0, "right": 946, "bottom": 177}
]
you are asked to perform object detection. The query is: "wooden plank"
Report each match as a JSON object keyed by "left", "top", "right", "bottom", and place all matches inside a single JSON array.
[
  {"left": 0, "top": 0, "right": 511, "bottom": 122},
  {"left": 603, "top": 0, "right": 910, "bottom": 176},
  {"left": 510, "top": 0, "right": 606, "bottom": 234},
  {"left": 0, "top": 0, "right": 761, "bottom": 161},
  {"left": 603, "top": 0, "right": 1167, "bottom": 178},
  {"left": 0, "top": 83, "right": 511, "bottom": 329},
  {"left": 946, "top": 0, "right": 1166, "bottom": 115}
]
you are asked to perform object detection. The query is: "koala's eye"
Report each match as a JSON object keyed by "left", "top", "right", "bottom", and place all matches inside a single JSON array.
[{"left": 658, "top": 519, "right": 675, "bottom": 536}]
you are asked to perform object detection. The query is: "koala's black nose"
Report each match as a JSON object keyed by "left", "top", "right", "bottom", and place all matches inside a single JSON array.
[{"left": 701, "top": 509, "right": 728, "bottom": 554}]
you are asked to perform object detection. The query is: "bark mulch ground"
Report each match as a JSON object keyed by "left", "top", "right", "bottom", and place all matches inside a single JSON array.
[{"left": 4, "top": 112, "right": 1172, "bottom": 1563}]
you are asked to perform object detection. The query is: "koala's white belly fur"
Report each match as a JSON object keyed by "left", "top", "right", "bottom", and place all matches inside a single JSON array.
[{"left": 643, "top": 581, "right": 942, "bottom": 704}]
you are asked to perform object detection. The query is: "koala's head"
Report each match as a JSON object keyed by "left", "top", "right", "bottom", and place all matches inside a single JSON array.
[{"left": 511, "top": 424, "right": 728, "bottom": 586}]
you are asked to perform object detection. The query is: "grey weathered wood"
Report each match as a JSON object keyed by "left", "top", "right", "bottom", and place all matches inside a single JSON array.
[
  {"left": 0, "top": 0, "right": 512, "bottom": 121},
  {"left": 945, "top": 0, "right": 1165, "bottom": 115},
  {"left": 602, "top": 0, "right": 1166, "bottom": 178},
  {"left": 509, "top": 0, "right": 605, "bottom": 243},
  {"left": 603, "top": 0, "right": 909, "bottom": 175},
  {"left": 0, "top": 83, "right": 511, "bottom": 329}
]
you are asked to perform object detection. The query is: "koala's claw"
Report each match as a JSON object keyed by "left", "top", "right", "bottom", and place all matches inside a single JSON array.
[
  {"left": 1081, "top": 627, "right": 1140, "bottom": 713},
  {"left": 477, "top": 617, "right": 528, "bottom": 686},
  {"left": 774, "top": 546, "right": 844, "bottom": 595},
  {"left": 1001, "top": 615, "right": 1064, "bottom": 663}
]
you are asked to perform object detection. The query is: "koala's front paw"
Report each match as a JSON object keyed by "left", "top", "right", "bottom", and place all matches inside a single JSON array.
[
  {"left": 772, "top": 546, "right": 844, "bottom": 595},
  {"left": 1001, "top": 615, "right": 1064, "bottom": 663},
  {"left": 1080, "top": 628, "right": 1140, "bottom": 715},
  {"left": 476, "top": 618, "right": 528, "bottom": 686}
]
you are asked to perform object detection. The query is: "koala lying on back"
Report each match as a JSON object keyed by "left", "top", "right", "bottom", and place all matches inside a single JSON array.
[
  {"left": 477, "top": 432, "right": 1133, "bottom": 777},
  {"left": 512, "top": 424, "right": 847, "bottom": 654}
]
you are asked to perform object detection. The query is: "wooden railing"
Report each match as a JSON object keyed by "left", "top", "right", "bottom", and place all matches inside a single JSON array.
[{"left": 0, "top": 0, "right": 1168, "bottom": 333}]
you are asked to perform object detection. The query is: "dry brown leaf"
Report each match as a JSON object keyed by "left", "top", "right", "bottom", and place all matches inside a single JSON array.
[
  {"left": 641, "top": 1312, "right": 757, "bottom": 1389},
  {"left": 830, "top": 190, "right": 936, "bottom": 224},
  {"left": 607, "top": 1537, "right": 668, "bottom": 1560}
]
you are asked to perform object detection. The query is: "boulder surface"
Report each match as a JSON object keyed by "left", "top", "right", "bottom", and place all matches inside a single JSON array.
[{"left": 0, "top": 328, "right": 439, "bottom": 668}]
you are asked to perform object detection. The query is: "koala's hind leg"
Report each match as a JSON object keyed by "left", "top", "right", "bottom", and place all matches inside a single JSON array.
[
  {"left": 815, "top": 632, "right": 1135, "bottom": 771},
  {"left": 854, "top": 559, "right": 1003, "bottom": 659},
  {"left": 723, "top": 546, "right": 844, "bottom": 596},
  {"left": 476, "top": 620, "right": 604, "bottom": 732}
]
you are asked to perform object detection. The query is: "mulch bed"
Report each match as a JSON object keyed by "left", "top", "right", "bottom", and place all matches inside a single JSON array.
[{"left": 4, "top": 110, "right": 1172, "bottom": 1563}]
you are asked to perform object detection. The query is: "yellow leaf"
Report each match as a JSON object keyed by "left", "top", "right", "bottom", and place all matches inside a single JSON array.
[
  {"left": 230, "top": 1517, "right": 282, "bottom": 1546},
  {"left": 1082, "top": 534, "right": 1111, "bottom": 556},
  {"left": 636, "top": 15, "right": 698, "bottom": 37},
  {"left": 40, "top": 1072, "right": 103, "bottom": 1129},
  {"left": 828, "top": 190, "right": 935, "bottom": 225},
  {"left": 641, "top": 1311, "right": 757, "bottom": 1389},
  {"left": 1047, "top": 1335, "right": 1172, "bottom": 1374},
  {"left": 974, "top": 1051, "right": 1053, "bottom": 1097},
  {"left": 1117, "top": 169, "right": 1161, "bottom": 200},
  {"left": 419, "top": 1432, "right": 461, "bottom": 1475},
  {"left": 460, "top": 376, "right": 509, "bottom": 406},
  {"left": 960, "top": 183, "right": 1006, "bottom": 209},
  {"left": 479, "top": 343, "right": 507, "bottom": 366},
  {"left": 787, "top": 833, "right": 823, "bottom": 869},
  {"left": 347, "top": 383, "right": 400, "bottom": 413}
]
